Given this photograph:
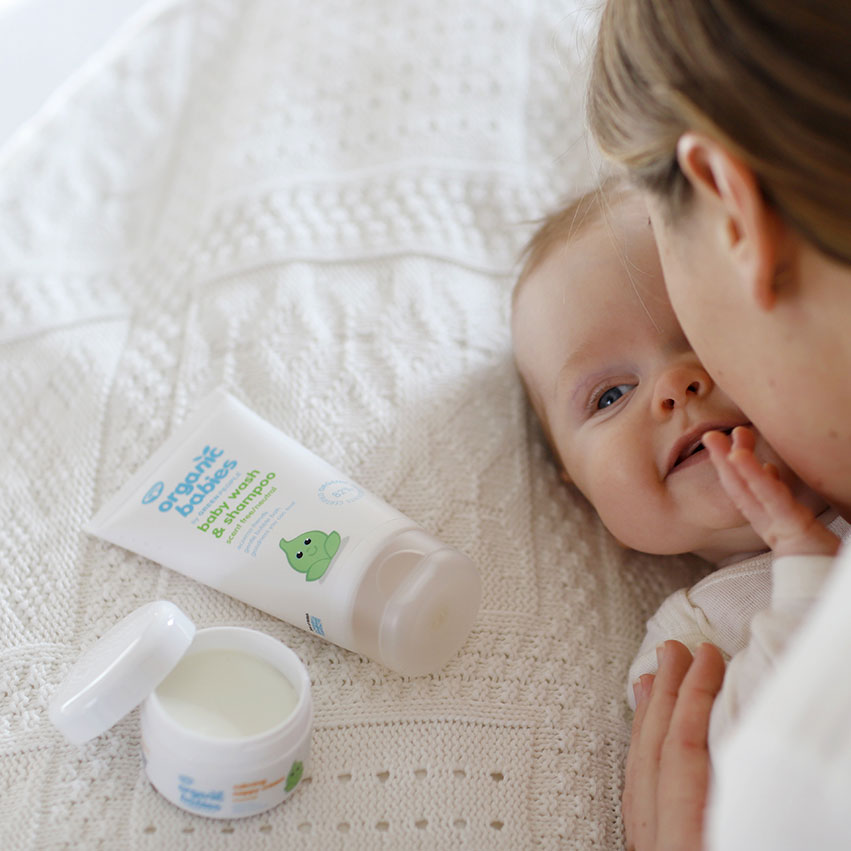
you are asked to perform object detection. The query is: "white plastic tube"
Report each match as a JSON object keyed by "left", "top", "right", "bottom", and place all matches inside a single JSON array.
[{"left": 87, "top": 390, "right": 481, "bottom": 675}]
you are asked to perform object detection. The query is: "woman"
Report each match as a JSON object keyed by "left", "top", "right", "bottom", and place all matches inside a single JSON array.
[{"left": 586, "top": 2, "right": 851, "bottom": 849}]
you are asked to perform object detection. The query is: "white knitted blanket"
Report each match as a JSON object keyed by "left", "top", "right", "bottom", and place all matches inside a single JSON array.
[{"left": 0, "top": 1, "right": 710, "bottom": 848}]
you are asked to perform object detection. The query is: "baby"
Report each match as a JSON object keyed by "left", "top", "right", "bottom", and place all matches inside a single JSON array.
[{"left": 511, "top": 178, "right": 844, "bottom": 748}]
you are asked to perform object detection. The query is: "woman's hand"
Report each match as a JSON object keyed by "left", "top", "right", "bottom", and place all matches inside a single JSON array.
[{"left": 624, "top": 641, "right": 726, "bottom": 851}]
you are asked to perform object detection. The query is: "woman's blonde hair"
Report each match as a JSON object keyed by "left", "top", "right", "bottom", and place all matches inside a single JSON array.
[{"left": 587, "top": 0, "right": 851, "bottom": 264}]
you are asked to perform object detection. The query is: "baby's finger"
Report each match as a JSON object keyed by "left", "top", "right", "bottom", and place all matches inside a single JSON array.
[
  {"left": 728, "top": 447, "right": 800, "bottom": 518},
  {"left": 729, "top": 446, "right": 840, "bottom": 554},
  {"left": 702, "top": 428, "right": 732, "bottom": 457},
  {"left": 730, "top": 425, "right": 756, "bottom": 453},
  {"left": 704, "top": 431, "right": 765, "bottom": 518}
]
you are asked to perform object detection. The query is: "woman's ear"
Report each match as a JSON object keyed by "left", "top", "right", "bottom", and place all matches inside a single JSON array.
[{"left": 676, "top": 132, "right": 787, "bottom": 311}]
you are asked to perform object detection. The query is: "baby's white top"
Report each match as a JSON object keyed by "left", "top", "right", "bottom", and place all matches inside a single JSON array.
[{"left": 628, "top": 512, "right": 849, "bottom": 751}]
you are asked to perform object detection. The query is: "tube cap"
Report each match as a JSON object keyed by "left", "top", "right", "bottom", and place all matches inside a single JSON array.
[
  {"left": 377, "top": 541, "right": 481, "bottom": 676},
  {"left": 49, "top": 601, "right": 196, "bottom": 745}
]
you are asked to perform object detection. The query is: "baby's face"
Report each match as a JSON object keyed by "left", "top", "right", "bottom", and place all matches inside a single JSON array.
[{"left": 512, "top": 193, "right": 825, "bottom": 562}]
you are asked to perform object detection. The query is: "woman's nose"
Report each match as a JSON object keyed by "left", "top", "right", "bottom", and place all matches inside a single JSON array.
[{"left": 652, "top": 362, "right": 713, "bottom": 418}]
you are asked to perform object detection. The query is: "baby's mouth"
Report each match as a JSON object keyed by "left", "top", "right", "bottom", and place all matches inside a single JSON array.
[{"left": 668, "top": 426, "right": 737, "bottom": 475}]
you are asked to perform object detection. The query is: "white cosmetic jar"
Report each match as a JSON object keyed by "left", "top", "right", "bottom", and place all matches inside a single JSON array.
[{"left": 50, "top": 601, "right": 313, "bottom": 819}]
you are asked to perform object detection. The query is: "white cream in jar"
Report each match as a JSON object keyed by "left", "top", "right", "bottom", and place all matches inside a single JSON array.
[
  {"left": 50, "top": 602, "right": 313, "bottom": 819},
  {"left": 155, "top": 649, "right": 299, "bottom": 738}
]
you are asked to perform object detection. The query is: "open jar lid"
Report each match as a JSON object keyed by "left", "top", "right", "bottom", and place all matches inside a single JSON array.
[{"left": 49, "top": 601, "right": 196, "bottom": 745}]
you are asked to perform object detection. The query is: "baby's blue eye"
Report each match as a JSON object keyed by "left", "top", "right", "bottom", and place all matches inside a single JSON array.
[{"left": 597, "top": 383, "right": 635, "bottom": 409}]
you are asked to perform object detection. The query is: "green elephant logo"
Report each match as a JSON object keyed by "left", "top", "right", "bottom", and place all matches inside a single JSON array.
[
  {"left": 280, "top": 529, "right": 341, "bottom": 581},
  {"left": 285, "top": 760, "right": 304, "bottom": 792}
]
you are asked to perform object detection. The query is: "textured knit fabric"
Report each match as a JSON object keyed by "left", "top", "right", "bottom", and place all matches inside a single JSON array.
[
  {"left": 0, "top": 1, "right": 713, "bottom": 848},
  {"left": 708, "top": 537, "right": 851, "bottom": 850}
]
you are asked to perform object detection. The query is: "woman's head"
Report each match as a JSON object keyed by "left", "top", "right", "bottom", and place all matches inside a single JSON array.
[
  {"left": 587, "top": 0, "right": 851, "bottom": 515},
  {"left": 588, "top": 0, "right": 851, "bottom": 263}
]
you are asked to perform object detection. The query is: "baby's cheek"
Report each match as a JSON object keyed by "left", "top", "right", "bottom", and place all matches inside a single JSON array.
[
  {"left": 599, "top": 509, "right": 660, "bottom": 553},
  {"left": 588, "top": 473, "right": 661, "bottom": 550}
]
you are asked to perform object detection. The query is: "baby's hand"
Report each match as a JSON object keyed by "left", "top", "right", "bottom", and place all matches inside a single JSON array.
[{"left": 703, "top": 426, "right": 840, "bottom": 558}]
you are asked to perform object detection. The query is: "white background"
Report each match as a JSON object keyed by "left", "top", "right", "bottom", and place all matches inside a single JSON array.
[{"left": 0, "top": 0, "right": 151, "bottom": 147}]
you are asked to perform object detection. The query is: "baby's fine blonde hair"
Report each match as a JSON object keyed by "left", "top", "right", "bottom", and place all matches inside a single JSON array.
[
  {"left": 587, "top": 0, "right": 851, "bottom": 265},
  {"left": 513, "top": 177, "right": 630, "bottom": 469},
  {"left": 515, "top": 175, "right": 626, "bottom": 299}
]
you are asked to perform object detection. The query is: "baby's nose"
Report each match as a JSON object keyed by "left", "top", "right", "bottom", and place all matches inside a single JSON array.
[{"left": 653, "top": 363, "right": 713, "bottom": 415}]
